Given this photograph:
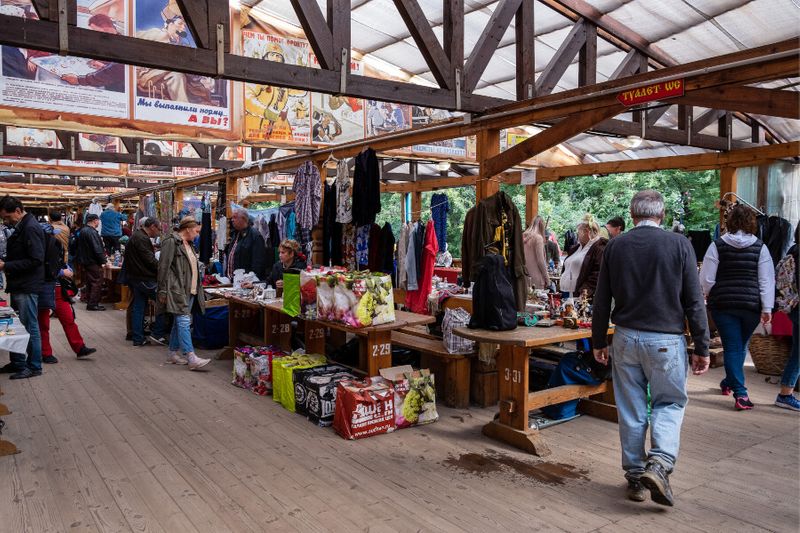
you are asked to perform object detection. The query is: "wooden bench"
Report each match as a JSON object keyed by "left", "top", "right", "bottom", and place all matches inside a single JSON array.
[{"left": 391, "top": 331, "right": 473, "bottom": 408}]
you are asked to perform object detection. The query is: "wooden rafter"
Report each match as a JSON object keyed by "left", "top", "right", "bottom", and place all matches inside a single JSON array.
[
  {"left": 328, "top": 0, "right": 351, "bottom": 71},
  {"left": 393, "top": 0, "right": 452, "bottom": 89},
  {"left": 515, "top": 0, "right": 535, "bottom": 100},
  {"left": 535, "top": 19, "right": 588, "bottom": 95},
  {"left": 174, "top": 0, "right": 210, "bottom": 48},
  {"left": 289, "top": 0, "right": 334, "bottom": 70},
  {"left": 673, "top": 86, "right": 800, "bottom": 120},
  {"left": 464, "top": 0, "right": 523, "bottom": 92}
]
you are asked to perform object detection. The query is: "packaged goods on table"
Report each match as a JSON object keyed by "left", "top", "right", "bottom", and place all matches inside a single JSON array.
[
  {"left": 380, "top": 366, "right": 439, "bottom": 429},
  {"left": 333, "top": 376, "right": 396, "bottom": 440},
  {"left": 232, "top": 346, "right": 257, "bottom": 390},
  {"left": 317, "top": 271, "right": 395, "bottom": 328},
  {"left": 251, "top": 346, "right": 288, "bottom": 396},
  {"left": 304, "top": 371, "right": 356, "bottom": 427},
  {"left": 272, "top": 353, "right": 327, "bottom": 411},
  {"left": 292, "top": 364, "right": 352, "bottom": 417},
  {"left": 298, "top": 267, "right": 347, "bottom": 319}
]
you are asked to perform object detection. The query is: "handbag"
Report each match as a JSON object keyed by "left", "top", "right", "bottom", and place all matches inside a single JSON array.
[{"left": 282, "top": 270, "right": 301, "bottom": 317}]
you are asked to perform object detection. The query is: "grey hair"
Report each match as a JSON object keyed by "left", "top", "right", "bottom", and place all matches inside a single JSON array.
[{"left": 630, "top": 190, "right": 665, "bottom": 219}]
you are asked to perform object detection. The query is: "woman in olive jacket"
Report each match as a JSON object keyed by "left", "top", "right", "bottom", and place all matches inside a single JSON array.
[{"left": 157, "top": 217, "right": 210, "bottom": 370}]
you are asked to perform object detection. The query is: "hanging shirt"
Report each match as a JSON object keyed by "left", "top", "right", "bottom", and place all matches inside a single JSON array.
[
  {"left": 406, "top": 220, "right": 438, "bottom": 314},
  {"left": 397, "top": 222, "right": 410, "bottom": 288},
  {"left": 216, "top": 216, "right": 227, "bottom": 251},
  {"left": 342, "top": 224, "right": 357, "bottom": 270},
  {"left": 335, "top": 159, "right": 353, "bottom": 224},
  {"left": 430, "top": 193, "right": 449, "bottom": 255},
  {"left": 356, "top": 225, "right": 370, "bottom": 268},
  {"left": 405, "top": 224, "right": 419, "bottom": 291},
  {"left": 292, "top": 161, "right": 321, "bottom": 231}
]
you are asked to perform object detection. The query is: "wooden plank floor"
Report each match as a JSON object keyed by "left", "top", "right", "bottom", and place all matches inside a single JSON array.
[{"left": 0, "top": 305, "right": 798, "bottom": 533}]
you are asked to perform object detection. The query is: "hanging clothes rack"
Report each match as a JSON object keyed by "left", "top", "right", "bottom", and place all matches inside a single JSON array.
[{"left": 722, "top": 191, "right": 765, "bottom": 216}]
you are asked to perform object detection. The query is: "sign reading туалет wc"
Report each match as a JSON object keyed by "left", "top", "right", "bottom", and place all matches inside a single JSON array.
[{"left": 617, "top": 79, "right": 685, "bottom": 106}]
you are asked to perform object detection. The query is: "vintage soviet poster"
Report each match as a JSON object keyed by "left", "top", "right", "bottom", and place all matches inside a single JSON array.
[{"left": 0, "top": 0, "right": 130, "bottom": 118}]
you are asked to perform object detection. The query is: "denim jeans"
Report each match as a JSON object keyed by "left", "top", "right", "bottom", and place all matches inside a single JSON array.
[
  {"left": 129, "top": 280, "right": 167, "bottom": 344},
  {"left": 611, "top": 327, "right": 688, "bottom": 478},
  {"left": 711, "top": 309, "right": 761, "bottom": 398},
  {"left": 10, "top": 292, "right": 42, "bottom": 372},
  {"left": 169, "top": 296, "right": 195, "bottom": 355},
  {"left": 781, "top": 307, "right": 799, "bottom": 389}
]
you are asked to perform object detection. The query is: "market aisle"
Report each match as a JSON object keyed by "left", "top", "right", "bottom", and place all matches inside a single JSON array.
[{"left": 0, "top": 305, "right": 798, "bottom": 532}]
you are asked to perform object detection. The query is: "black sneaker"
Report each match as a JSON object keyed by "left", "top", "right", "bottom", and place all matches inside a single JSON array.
[
  {"left": 147, "top": 335, "right": 167, "bottom": 346},
  {"left": 626, "top": 478, "right": 647, "bottom": 502},
  {"left": 640, "top": 460, "right": 674, "bottom": 506},
  {"left": 43, "top": 355, "right": 59, "bottom": 364},
  {"left": 10, "top": 368, "right": 41, "bottom": 380},
  {"left": 77, "top": 346, "right": 96, "bottom": 358},
  {"left": 133, "top": 339, "right": 151, "bottom": 347},
  {"left": 86, "top": 304, "right": 106, "bottom": 311},
  {"left": 0, "top": 362, "right": 19, "bottom": 374}
]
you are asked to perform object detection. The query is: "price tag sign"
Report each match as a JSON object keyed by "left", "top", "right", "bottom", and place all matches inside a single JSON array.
[{"left": 521, "top": 169, "right": 537, "bottom": 185}]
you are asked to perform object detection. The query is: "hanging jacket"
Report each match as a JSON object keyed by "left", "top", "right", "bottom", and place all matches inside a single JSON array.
[
  {"left": 292, "top": 161, "right": 321, "bottom": 231},
  {"left": 468, "top": 253, "right": 517, "bottom": 331},
  {"left": 465, "top": 192, "right": 528, "bottom": 311},
  {"left": 406, "top": 220, "right": 438, "bottom": 314},
  {"left": 378, "top": 223, "right": 396, "bottom": 276},
  {"left": 352, "top": 148, "right": 381, "bottom": 226},
  {"left": 763, "top": 216, "right": 792, "bottom": 266}
]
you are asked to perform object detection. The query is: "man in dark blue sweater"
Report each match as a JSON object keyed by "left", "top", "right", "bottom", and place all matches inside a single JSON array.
[
  {"left": 0, "top": 195, "right": 45, "bottom": 379},
  {"left": 592, "top": 189, "right": 710, "bottom": 507}
]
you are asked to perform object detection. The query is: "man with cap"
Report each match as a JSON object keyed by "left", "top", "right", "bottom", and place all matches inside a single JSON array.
[
  {"left": 100, "top": 202, "right": 126, "bottom": 255},
  {"left": 76, "top": 214, "right": 107, "bottom": 311}
]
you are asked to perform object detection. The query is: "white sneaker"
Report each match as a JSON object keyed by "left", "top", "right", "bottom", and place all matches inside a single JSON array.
[
  {"left": 187, "top": 354, "right": 211, "bottom": 371},
  {"left": 167, "top": 353, "right": 189, "bottom": 365}
]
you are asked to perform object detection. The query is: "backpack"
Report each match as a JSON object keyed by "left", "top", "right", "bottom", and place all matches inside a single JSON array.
[
  {"left": 468, "top": 253, "right": 517, "bottom": 331},
  {"left": 43, "top": 231, "right": 64, "bottom": 282}
]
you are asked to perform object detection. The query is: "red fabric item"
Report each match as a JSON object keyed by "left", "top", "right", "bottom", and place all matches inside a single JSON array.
[
  {"left": 39, "top": 287, "right": 85, "bottom": 356},
  {"left": 772, "top": 311, "right": 792, "bottom": 337},
  {"left": 406, "top": 220, "right": 439, "bottom": 314}
]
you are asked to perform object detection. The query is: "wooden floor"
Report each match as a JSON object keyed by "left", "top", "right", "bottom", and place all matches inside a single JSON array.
[{"left": 0, "top": 305, "right": 798, "bottom": 533}]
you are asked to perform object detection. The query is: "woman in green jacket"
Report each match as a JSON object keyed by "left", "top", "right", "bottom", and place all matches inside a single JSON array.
[{"left": 157, "top": 217, "right": 210, "bottom": 370}]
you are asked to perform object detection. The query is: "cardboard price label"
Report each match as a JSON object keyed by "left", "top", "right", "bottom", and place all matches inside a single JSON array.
[{"left": 617, "top": 79, "right": 684, "bottom": 106}]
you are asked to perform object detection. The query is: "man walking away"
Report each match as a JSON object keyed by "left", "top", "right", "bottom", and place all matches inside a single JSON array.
[
  {"left": 592, "top": 190, "right": 710, "bottom": 507},
  {"left": 76, "top": 213, "right": 107, "bottom": 311},
  {"left": 0, "top": 195, "right": 45, "bottom": 379},
  {"left": 126, "top": 217, "right": 168, "bottom": 346}
]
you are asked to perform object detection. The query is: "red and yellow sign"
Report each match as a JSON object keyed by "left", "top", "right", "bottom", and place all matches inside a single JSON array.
[{"left": 617, "top": 79, "right": 684, "bottom": 106}]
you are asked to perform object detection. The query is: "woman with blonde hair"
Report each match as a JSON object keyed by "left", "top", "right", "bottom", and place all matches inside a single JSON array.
[
  {"left": 265, "top": 239, "right": 307, "bottom": 288},
  {"left": 523, "top": 215, "right": 550, "bottom": 290},
  {"left": 560, "top": 214, "right": 608, "bottom": 299}
]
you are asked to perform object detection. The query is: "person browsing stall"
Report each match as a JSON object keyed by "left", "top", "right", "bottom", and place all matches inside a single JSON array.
[
  {"left": 75, "top": 213, "right": 107, "bottom": 311},
  {"left": 592, "top": 190, "right": 710, "bottom": 507},
  {"left": 606, "top": 216, "right": 626, "bottom": 238},
  {"left": 157, "top": 217, "right": 210, "bottom": 370},
  {"left": 266, "top": 239, "right": 306, "bottom": 289},
  {"left": 560, "top": 214, "right": 608, "bottom": 299},
  {"left": 224, "top": 208, "right": 267, "bottom": 282},
  {"left": 126, "top": 217, "right": 169, "bottom": 347}
]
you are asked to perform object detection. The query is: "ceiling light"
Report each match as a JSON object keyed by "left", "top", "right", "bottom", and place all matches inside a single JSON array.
[
  {"left": 619, "top": 135, "right": 643, "bottom": 149},
  {"left": 435, "top": 161, "right": 451, "bottom": 172}
]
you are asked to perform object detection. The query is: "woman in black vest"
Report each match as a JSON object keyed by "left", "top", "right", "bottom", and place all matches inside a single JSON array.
[{"left": 700, "top": 205, "right": 775, "bottom": 410}]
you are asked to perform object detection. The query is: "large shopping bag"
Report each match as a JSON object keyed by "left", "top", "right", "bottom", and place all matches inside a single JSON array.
[
  {"left": 333, "top": 377, "right": 396, "bottom": 440},
  {"left": 282, "top": 271, "right": 301, "bottom": 317}
]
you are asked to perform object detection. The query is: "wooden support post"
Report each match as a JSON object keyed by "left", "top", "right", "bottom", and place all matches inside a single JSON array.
[
  {"left": 525, "top": 183, "right": 539, "bottom": 225},
  {"left": 410, "top": 191, "right": 422, "bottom": 221},
  {"left": 476, "top": 128, "right": 501, "bottom": 201},
  {"left": 174, "top": 188, "right": 183, "bottom": 216},
  {"left": 720, "top": 166, "right": 737, "bottom": 226},
  {"left": 225, "top": 176, "right": 236, "bottom": 218}
]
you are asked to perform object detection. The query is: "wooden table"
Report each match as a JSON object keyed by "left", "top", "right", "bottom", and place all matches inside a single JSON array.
[
  {"left": 454, "top": 325, "right": 614, "bottom": 457},
  {"left": 226, "top": 296, "right": 435, "bottom": 376},
  {"left": 102, "top": 265, "right": 129, "bottom": 309}
]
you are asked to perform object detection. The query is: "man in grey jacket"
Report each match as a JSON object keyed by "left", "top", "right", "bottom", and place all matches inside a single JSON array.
[{"left": 592, "top": 190, "right": 710, "bottom": 507}]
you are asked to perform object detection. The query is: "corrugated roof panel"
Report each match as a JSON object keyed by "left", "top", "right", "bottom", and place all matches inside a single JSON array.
[
  {"left": 352, "top": 20, "right": 397, "bottom": 52},
  {"left": 370, "top": 41, "right": 430, "bottom": 73},
  {"left": 604, "top": 0, "right": 725, "bottom": 41},
  {"left": 352, "top": 0, "right": 413, "bottom": 40},
  {"left": 653, "top": 21, "right": 745, "bottom": 63},
  {"left": 714, "top": 0, "right": 800, "bottom": 47},
  {"left": 533, "top": 1, "right": 575, "bottom": 34}
]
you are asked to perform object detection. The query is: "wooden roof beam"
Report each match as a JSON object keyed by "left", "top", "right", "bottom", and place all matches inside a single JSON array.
[
  {"left": 672, "top": 86, "right": 800, "bottom": 120},
  {"left": 393, "top": 0, "right": 453, "bottom": 89},
  {"left": 464, "top": 0, "right": 522, "bottom": 92},
  {"left": 535, "top": 18, "right": 588, "bottom": 95},
  {"left": 289, "top": 0, "right": 334, "bottom": 70}
]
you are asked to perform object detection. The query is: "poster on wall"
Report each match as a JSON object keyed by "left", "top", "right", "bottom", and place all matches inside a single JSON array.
[
  {"left": 128, "top": 139, "right": 174, "bottom": 177},
  {"left": 0, "top": 126, "right": 58, "bottom": 165},
  {"left": 0, "top": 0, "right": 129, "bottom": 119},
  {"left": 242, "top": 31, "right": 311, "bottom": 144},
  {"left": 409, "top": 106, "right": 467, "bottom": 157},
  {"left": 60, "top": 133, "right": 120, "bottom": 169},
  {"left": 365, "top": 100, "right": 411, "bottom": 137},
  {"left": 133, "top": 0, "right": 230, "bottom": 130},
  {"left": 311, "top": 93, "right": 365, "bottom": 144}
]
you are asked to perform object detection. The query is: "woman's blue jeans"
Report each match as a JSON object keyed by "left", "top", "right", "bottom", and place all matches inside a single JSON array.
[
  {"left": 168, "top": 296, "right": 195, "bottom": 355},
  {"left": 711, "top": 309, "right": 761, "bottom": 398},
  {"left": 780, "top": 307, "right": 799, "bottom": 389}
]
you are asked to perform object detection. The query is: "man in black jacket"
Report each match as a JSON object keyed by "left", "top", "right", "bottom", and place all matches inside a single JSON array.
[
  {"left": 592, "top": 190, "right": 710, "bottom": 507},
  {"left": 125, "top": 217, "right": 167, "bottom": 346},
  {"left": 76, "top": 214, "right": 107, "bottom": 311},
  {"left": 0, "top": 195, "right": 45, "bottom": 379},
  {"left": 224, "top": 208, "right": 266, "bottom": 281}
]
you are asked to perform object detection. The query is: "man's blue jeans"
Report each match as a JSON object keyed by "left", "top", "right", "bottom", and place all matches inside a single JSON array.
[
  {"left": 10, "top": 292, "right": 42, "bottom": 372},
  {"left": 781, "top": 307, "right": 799, "bottom": 389},
  {"left": 129, "top": 280, "right": 166, "bottom": 344},
  {"left": 169, "top": 296, "right": 195, "bottom": 355},
  {"left": 711, "top": 309, "right": 761, "bottom": 398},
  {"left": 611, "top": 327, "right": 688, "bottom": 479}
]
